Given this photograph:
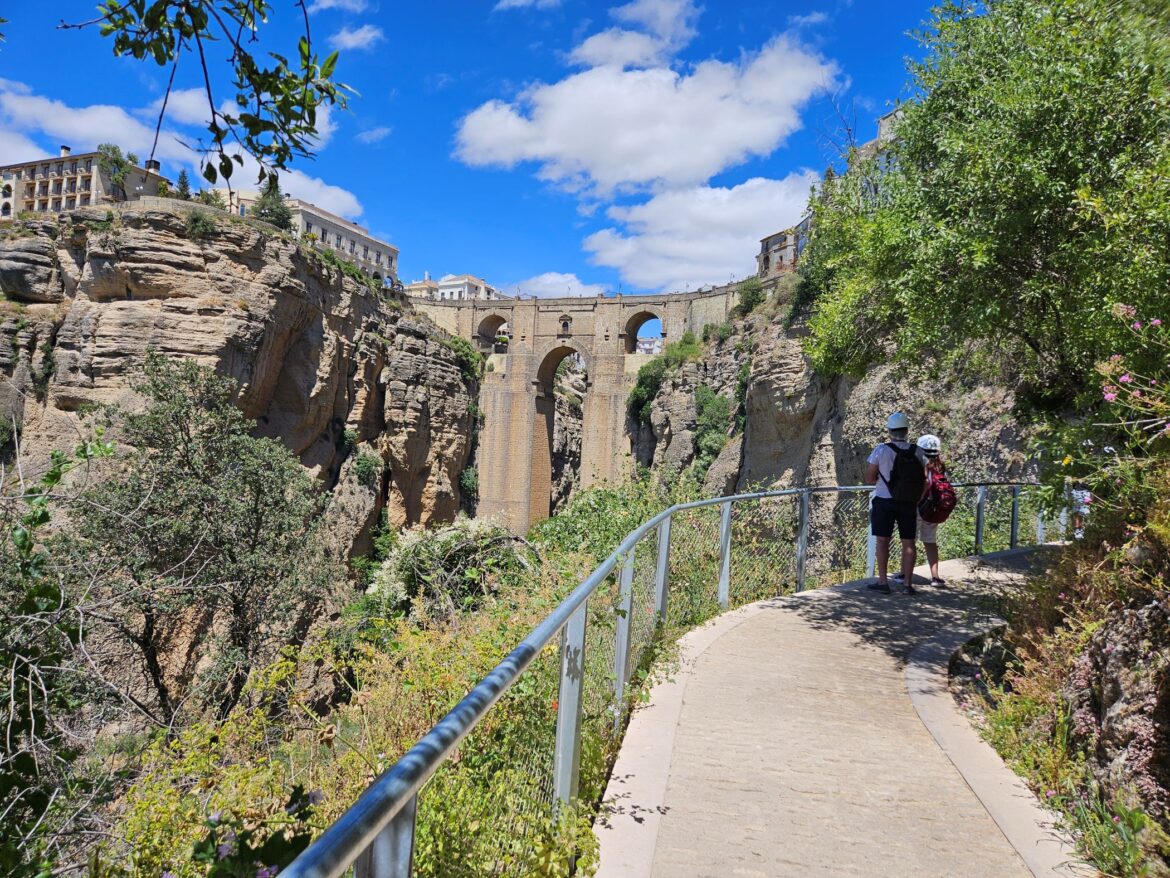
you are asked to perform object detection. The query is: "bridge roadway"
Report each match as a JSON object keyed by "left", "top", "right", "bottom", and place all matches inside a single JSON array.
[{"left": 595, "top": 550, "right": 1090, "bottom": 878}]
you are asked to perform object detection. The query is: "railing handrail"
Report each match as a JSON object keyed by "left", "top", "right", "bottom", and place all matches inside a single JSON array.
[{"left": 284, "top": 480, "right": 1040, "bottom": 878}]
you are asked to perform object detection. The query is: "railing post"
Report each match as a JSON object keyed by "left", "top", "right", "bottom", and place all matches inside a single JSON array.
[
  {"left": 654, "top": 516, "right": 672, "bottom": 622},
  {"left": 865, "top": 493, "right": 876, "bottom": 579},
  {"left": 353, "top": 794, "right": 417, "bottom": 878},
  {"left": 795, "top": 489, "right": 810, "bottom": 592},
  {"left": 553, "top": 601, "right": 588, "bottom": 808},
  {"left": 717, "top": 500, "right": 732, "bottom": 610},
  {"left": 1036, "top": 508, "right": 1046, "bottom": 544},
  {"left": 1010, "top": 486, "right": 1020, "bottom": 549},
  {"left": 1059, "top": 483, "right": 1070, "bottom": 540},
  {"left": 612, "top": 552, "right": 635, "bottom": 733},
  {"left": 974, "top": 485, "right": 987, "bottom": 555}
]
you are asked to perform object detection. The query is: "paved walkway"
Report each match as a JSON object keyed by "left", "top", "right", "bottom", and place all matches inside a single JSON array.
[{"left": 595, "top": 550, "right": 1090, "bottom": 878}]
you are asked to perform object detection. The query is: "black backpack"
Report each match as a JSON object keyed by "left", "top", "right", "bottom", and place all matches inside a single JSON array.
[{"left": 881, "top": 442, "right": 926, "bottom": 505}]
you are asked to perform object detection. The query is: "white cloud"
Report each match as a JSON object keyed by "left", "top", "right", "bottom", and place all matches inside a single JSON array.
[
  {"left": 147, "top": 87, "right": 212, "bottom": 127},
  {"left": 308, "top": 103, "right": 337, "bottom": 149},
  {"left": 309, "top": 0, "right": 368, "bottom": 11},
  {"left": 568, "top": 0, "right": 698, "bottom": 68},
  {"left": 0, "top": 78, "right": 32, "bottom": 95},
  {"left": 356, "top": 125, "right": 392, "bottom": 144},
  {"left": 507, "top": 271, "right": 607, "bottom": 298},
  {"left": 0, "top": 130, "right": 48, "bottom": 164},
  {"left": 494, "top": 0, "right": 561, "bottom": 9},
  {"left": 456, "top": 34, "right": 839, "bottom": 194},
  {"left": 0, "top": 88, "right": 196, "bottom": 166},
  {"left": 569, "top": 29, "right": 667, "bottom": 68},
  {"left": 788, "top": 11, "right": 829, "bottom": 28},
  {"left": 584, "top": 171, "right": 818, "bottom": 292},
  {"left": 328, "top": 24, "right": 385, "bottom": 51},
  {"left": 612, "top": 0, "right": 698, "bottom": 45},
  {"left": 224, "top": 152, "right": 364, "bottom": 219}
]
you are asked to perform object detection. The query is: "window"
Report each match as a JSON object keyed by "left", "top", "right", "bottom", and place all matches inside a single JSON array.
[
  {"left": 240, "top": 205, "right": 247, "bottom": 217},
  {"left": 305, "top": 222, "right": 313, "bottom": 234},
  {"left": 349, "top": 241, "right": 355, "bottom": 254},
  {"left": 55, "top": 163, "right": 63, "bottom": 174},
  {"left": 334, "top": 233, "right": 342, "bottom": 247},
  {"left": 85, "top": 159, "right": 92, "bottom": 171},
  {"left": 80, "top": 195, "right": 90, "bottom": 206},
  {"left": 363, "top": 245, "right": 369, "bottom": 258},
  {"left": 375, "top": 252, "right": 382, "bottom": 264},
  {"left": 70, "top": 161, "right": 77, "bottom": 173},
  {"left": 65, "top": 197, "right": 75, "bottom": 209}
]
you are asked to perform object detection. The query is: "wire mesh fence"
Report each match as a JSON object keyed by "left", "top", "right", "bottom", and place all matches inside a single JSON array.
[{"left": 289, "top": 481, "right": 1049, "bottom": 878}]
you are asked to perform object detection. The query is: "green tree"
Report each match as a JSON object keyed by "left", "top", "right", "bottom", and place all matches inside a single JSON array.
[
  {"left": 96, "top": 143, "right": 140, "bottom": 200},
  {"left": 197, "top": 188, "right": 227, "bottom": 209},
  {"left": 65, "top": 1, "right": 351, "bottom": 187},
  {"left": 175, "top": 169, "right": 192, "bottom": 200},
  {"left": 66, "top": 353, "right": 337, "bottom": 724},
  {"left": 251, "top": 175, "right": 293, "bottom": 230},
  {"left": 802, "top": 0, "right": 1170, "bottom": 407}
]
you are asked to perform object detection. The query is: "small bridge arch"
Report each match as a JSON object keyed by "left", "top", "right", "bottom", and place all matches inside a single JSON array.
[{"left": 413, "top": 287, "right": 738, "bottom": 531}]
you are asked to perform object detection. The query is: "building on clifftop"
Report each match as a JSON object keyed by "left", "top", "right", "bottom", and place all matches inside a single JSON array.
[{"left": 1, "top": 145, "right": 170, "bottom": 220}]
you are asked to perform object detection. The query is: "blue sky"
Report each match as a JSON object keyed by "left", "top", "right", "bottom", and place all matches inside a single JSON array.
[{"left": 0, "top": 1, "right": 931, "bottom": 296}]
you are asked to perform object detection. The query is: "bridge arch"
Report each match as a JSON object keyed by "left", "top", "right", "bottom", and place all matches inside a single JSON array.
[
  {"left": 477, "top": 312, "right": 512, "bottom": 352},
  {"left": 528, "top": 343, "right": 592, "bottom": 526},
  {"left": 623, "top": 309, "right": 664, "bottom": 354}
]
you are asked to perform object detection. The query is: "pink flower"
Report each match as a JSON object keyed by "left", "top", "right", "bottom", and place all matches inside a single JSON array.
[
  {"left": 1133, "top": 390, "right": 1142, "bottom": 398},
  {"left": 1104, "top": 392, "right": 1117, "bottom": 402},
  {"left": 1133, "top": 321, "right": 1143, "bottom": 330},
  {"left": 1113, "top": 815, "right": 1122, "bottom": 824},
  {"left": 1046, "top": 790, "right": 1057, "bottom": 798},
  {"left": 1110, "top": 354, "right": 1124, "bottom": 362},
  {"left": 1058, "top": 592, "right": 1067, "bottom": 600},
  {"left": 1120, "top": 374, "right": 1133, "bottom": 383},
  {"left": 1153, "top": 319, "right": 1163, "bottom": 327}
]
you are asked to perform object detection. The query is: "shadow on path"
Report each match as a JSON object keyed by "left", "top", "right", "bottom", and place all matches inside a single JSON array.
[{"left": 757, "top": 547, "right": 1061, "bottom": 665}]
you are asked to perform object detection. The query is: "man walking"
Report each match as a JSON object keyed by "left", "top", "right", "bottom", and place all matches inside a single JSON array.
[{"left": 865, "top": 412, "right": 928, "bottom": 594}]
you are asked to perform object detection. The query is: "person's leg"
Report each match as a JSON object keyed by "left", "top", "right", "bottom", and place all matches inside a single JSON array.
[
  {"left": 876, "top": 536, "right": 891, "bottom": 582},
  {"left": 925, "top": 542, "right": 940, "bottom": 579},
  {"left": 900, "top": 538, "right": 916, "bottom": 584}
]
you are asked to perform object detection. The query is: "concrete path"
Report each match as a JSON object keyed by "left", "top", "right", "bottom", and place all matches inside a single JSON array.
[{"left": 595, "top": 550, "right": 1091, "bottom": 878}]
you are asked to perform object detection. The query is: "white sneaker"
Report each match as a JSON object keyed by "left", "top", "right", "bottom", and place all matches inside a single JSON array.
[{"left": 1074, "top": 528, "right": 1085, "bottom": 540}]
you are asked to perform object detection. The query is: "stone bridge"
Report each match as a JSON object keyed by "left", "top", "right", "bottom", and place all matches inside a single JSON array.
[{"left": 415, "top": 288, "right": 739, "bottom": 532}]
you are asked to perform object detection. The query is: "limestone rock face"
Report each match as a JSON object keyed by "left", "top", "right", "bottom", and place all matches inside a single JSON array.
[
  {"left": 638, "top": 312, "right": 1029, "bottom": 493},
  {"left": 1066, "top": 594, "right": 1170, "bottom": 827},
  {"left": 551, "top": 362, "right": 586, "bottom": 514},
  {"left": 0, "top": 209, "right": 474, "bottom": 559}
]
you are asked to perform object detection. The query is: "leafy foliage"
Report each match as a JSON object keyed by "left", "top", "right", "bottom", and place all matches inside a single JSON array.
[
  {"left": 96, "top": 143, "right": 139, "bottom": 200},
  {"left": 185, "top": 209, "right": 217, "bottom": 240},
  {"left": 693, "top": 385, "right": 730, "bottom": 477},
  {"left": 0, "top": 440, "right": 114, "bottom": 876},
  {"left": 439, "top": 335, "right": 483, "bottom": 384},
  {"left": 197, "top": 189, "right": 227, "bottom": 209},
  {"left": 801, "top": 0, "right": 1170, "bottom": 406},
  {"left": 80, "top": 0, "right": 352, "bottom": 184},
  {"left": 66, "top": 353, "right": 337, "bottom": 723},
  {"left": 734, "top": 277, "right": 764, "bottom": 317}
]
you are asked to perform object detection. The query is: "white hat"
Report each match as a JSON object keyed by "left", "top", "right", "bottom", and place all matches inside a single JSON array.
[
  {"left": 886, "top": 412, "right": 910, "bottom": 431},
  {"left": 917, "top": 434, "right": 941, "bottom": 456}
]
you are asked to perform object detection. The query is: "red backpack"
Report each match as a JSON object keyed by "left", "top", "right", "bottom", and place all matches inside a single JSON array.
[{"left": 918, "top": 469, "right": 957, "bottom": 523}]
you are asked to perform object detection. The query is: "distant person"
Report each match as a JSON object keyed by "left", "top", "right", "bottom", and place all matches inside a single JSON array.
[
  {"left": 894, "top": 435, "right": 956, "bottom": 588},
  {"left": 865, "top": 412, "right": 928, "bottom": 594},
  {"left": 1070, "top": 481, "right": 1092, "bottom": 540}
]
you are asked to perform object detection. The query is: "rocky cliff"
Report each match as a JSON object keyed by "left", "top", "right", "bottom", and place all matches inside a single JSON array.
[
  {"left": 0, "top": 208, "right": 475, "bottom": 559},
  {"left": 637, "top": 312, "right": 1029, "bottom": 492}
]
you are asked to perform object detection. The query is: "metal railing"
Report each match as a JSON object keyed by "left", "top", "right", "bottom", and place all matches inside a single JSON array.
[{"left": 285, "top": 481, "right": 1048, "bottom": 878}]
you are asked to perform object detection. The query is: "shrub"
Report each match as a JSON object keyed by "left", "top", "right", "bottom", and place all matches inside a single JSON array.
[
  {"left": 440, "top": 335, "right": 483, "bottom": 384},
  {"left": 716, "top": 322, "right": 733, "bottom": 344},
  {"left": 693, "top": 384, "right": 730, "bottom": 476},
  {"left": 185, "top": 209, "right": 216, "bottom": 241},
  {"left": 734, "top": 277, "right": 764, "bottom": 317},
  {"left": 353, "top": 452, "right": 382, "bottom": 488}
]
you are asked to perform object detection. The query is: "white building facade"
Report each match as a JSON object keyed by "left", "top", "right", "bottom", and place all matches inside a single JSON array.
[
  {"left": 217, "top": 189, "right": 399, "bottom": 284},
  {"left": 404, "top": 273, "right": 506, "bottom": 302},
  {"left": 2, "top": 145, "right": 169, "bottom": 220}
]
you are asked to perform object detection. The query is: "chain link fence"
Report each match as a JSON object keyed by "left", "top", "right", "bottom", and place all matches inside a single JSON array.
[{"left": 287, "top": 482, "right": 1048, "bottom": 878}]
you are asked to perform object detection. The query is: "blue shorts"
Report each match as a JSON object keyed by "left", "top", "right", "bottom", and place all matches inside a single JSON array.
[{"left": 871, "top": 496, "right": 918, "bottom": 540}]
